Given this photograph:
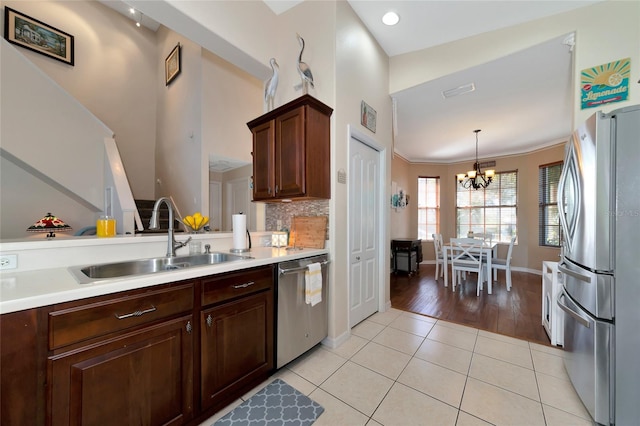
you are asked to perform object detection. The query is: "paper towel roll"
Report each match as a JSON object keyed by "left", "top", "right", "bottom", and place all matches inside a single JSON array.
[{"left": 232, "top": 214, "right": 247, "bottom": 250}]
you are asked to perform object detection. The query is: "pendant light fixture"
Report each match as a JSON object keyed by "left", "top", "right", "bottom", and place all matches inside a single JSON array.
[{"left": 457, "top": 129, "right": 495, "bottom": 190}]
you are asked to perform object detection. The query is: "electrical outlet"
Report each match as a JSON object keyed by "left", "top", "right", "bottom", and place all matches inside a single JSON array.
[{"left": 0, "top": 254, "right": 18, "bottom": 270}]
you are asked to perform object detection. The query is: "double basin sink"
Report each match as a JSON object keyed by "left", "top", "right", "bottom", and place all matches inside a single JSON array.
[{"left": 69, "top": 252, "right": 252, "bottom": 284}]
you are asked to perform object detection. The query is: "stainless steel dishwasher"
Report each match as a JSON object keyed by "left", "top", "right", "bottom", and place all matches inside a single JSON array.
[{"left": 276, "top": 254, "right": 329, "bottom": 368}]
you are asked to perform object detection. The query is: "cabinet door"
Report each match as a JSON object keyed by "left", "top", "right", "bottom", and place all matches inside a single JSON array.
[
  {"left": 48, "top": 316, "right": 194, "bottom": 426},
  {"left": 200, "top": 290, "right": 274, "bottom": 412},
  {"left": 275, "top": 106, "right": 306, "bottom": 198},
  {"left": 1, "top": 308, "right": 48, "bottom": 426},
  {"left": 251, "top": 120, "right": 275, "bottom": 200}
]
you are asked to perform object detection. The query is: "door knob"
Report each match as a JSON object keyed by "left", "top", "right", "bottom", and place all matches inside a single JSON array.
[{"left": 356, "top": 256, "right": 360, "bottom": 261}]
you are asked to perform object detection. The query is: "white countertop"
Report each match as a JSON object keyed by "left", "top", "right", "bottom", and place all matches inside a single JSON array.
[{"left": 0, "top": 246, "right": 327, "bottom": 314}]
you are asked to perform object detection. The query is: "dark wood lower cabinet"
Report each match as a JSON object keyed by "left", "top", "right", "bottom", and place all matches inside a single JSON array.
[
  {"left": 200, "top": 290, "right": 274, "bottom": 413},
  {"left": 0, "top": 308, "right": 49, "bottom": 426},
  {"left": 48, "top": 316, "right": 193, "bottom": 426},
  {"left": 1, "top": 267, "right": 275, "bottom": 426}
]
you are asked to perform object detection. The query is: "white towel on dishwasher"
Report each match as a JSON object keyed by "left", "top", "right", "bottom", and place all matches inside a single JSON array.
[{"left": 305, "top": 263, "right": 322, "bottom": 306}]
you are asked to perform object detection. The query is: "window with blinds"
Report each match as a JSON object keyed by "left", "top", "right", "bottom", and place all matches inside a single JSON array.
[
  {"left": 417, "top": 177, "right": 440, "bottom": 241},
  {"left": 539, "top": 162, "right": 562, "bottom": 247},
  {"left": 455, "top": 171, "right": 517, "bottom": 243}
]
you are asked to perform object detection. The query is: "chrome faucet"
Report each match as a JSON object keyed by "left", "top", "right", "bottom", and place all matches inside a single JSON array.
[{"left": 149, "top": 197, "right": 191, "bottom": 257}]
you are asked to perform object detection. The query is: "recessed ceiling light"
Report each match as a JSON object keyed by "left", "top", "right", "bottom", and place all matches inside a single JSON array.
[
  {"left": 382, "top": 11, "right": 399, "bottom": 26},
  {"left": 129, "top": 7, "right": 135, "bottom": 14}
]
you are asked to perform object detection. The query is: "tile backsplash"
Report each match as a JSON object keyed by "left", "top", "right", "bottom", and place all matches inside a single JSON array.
[{"left": 265, "top": 200, "right": 329, "bottom": 239}]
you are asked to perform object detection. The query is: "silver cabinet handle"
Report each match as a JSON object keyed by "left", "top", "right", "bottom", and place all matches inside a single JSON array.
[
  {"left": 186, "top": 321, "right": 192, "bottom": 334},
  {"left": 206, "top": 314, "right": 213, "bottom": 327},
  {"left": 114, "top": 305, "right": 156, "bottom": 320},
  {"left": 556, "top": 290, "right": 591, "bottom": 328},
  {"left": 233, "top": 281, "right": 255, "bottom": 289}
]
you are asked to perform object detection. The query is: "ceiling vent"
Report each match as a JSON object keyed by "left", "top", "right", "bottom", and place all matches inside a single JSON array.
[{"left": 442, "top": 83, "right": 475, "bottom": 99}]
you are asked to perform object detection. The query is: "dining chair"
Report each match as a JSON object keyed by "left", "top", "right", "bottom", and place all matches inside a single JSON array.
[
  {"left": 456, "top": 237, "right": 479, "bottom": 244},
  {"left": 474, "top": 232, "right": 493, "bottom": 245},
  {"left": 491, "top": 235, "right": 516, "bottom": 290},
  {"left": 432, "top": 233, "right": 445, "bottom": 280},
  {"left": 450, "top": 238, "right": 487, "bottom": 296}
]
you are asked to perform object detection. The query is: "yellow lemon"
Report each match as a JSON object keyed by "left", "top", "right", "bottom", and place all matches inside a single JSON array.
[
  {"left": 593, "top": 70, "right": 620, "bottom": 86},
  {"left": 607, "top": 72, "right": 623, "bottom": 87}
]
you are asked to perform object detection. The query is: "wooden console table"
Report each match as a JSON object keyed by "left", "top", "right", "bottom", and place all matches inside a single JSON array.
[{"left": 391, "top": 239, "right": 423, "bottom": 274}]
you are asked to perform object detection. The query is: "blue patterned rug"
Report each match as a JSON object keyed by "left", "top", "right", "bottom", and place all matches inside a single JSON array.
[{"left": 213, "top": 379, "right": 324, "bottom": 426}]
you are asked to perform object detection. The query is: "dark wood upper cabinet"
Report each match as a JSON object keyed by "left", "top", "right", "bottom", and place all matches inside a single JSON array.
[{"left": 248, "top": 95, "right": 333, "bottom": 202}]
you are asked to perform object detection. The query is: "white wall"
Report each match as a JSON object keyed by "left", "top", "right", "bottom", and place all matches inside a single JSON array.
[
  {"left": 335, "top": 1, "right": 393, "bottom": 337},
  {"left": 0, "top": 0, "right": 158, "bottom": 200},
  {"left": 154, "top": 27, "right": 202, "bottom": 217},
  {"left": 0, "top": 156, "right": 98, "bottom": 240},
  {"left": 201, "top": 50, "right": 262, "bottom": 165},
  {"left": 0, "top": 37, "right": 113, "bottom": 239}
]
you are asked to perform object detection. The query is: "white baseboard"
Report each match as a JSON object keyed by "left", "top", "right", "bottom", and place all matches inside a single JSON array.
[{"left": 322, "top": 329, "right": 350, "bottom": 349}]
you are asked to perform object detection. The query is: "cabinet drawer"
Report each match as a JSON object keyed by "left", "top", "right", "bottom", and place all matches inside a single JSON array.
[
  {"left": 202, "top": 266, "right": 274, "bottom": 306},
  {"left": 49, "top": 283, "right": 193, "bottom": 350}
]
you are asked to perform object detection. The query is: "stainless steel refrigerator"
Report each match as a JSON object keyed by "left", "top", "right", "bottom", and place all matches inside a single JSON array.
[{"left": 557, "top": 104, "right": 640, "bottom": 425}]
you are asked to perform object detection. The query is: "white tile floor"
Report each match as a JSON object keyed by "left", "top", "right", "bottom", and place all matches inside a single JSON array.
[{"left": 201, "top": 308, "right": 592, "bottom": 426}]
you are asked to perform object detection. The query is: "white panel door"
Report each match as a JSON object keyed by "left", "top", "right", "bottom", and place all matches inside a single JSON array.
[
  {"left": 225, "top": 177, "right": 253, "bottom": 231},
  {"left": 209, "top": 181, "right": 222, "bottom": 232},
  {"left": 349, "top": 136, "right": 380, "bottom": 327}
]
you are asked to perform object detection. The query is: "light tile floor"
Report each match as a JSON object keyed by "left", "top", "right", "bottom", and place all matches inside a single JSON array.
[{"left": 201, "top": 308, "right": 592, "bottom": 426}]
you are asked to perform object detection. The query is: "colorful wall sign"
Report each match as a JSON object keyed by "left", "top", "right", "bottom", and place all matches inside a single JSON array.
[{"left": 580, "top": 58, "right": 630, "bottom": 109}]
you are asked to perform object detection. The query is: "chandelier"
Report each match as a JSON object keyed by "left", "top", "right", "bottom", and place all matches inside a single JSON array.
[{"left": 457, "top": 129, "right": 495, "bottom": 190}]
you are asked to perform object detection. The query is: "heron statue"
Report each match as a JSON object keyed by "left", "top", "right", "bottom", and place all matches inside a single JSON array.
[
  {"left": 296, "top": 33, "right": 314, "bottom": 94},
  {"left": 265, "top": 58, "right": 279, "bottom": 111}
]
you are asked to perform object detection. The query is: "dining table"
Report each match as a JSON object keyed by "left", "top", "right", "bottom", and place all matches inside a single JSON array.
[{"left": 442, "top": 240, "right": 498, "bottom": 293}]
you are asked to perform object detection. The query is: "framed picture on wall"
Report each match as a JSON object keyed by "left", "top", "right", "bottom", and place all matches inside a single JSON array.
[
  {"left": 3, "top": 7, "right": 74, "bottom": 65},
  {"left": 165, "top": 43, "right": 181, "bottom": 86},
  {"left": 361, "top": 100, "right": 376, "bottom": 133}
]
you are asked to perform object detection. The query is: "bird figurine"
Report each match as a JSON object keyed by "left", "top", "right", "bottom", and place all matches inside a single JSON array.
[
  {"left": 264, "top": 58, "right": 279, "bottom": 111},
  {"left": 296, "top": 33, "right": 314, "bottom": 94}
]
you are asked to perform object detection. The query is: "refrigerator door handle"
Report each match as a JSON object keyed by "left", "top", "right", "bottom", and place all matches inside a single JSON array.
[
  {"left": 557, "top": 289, "right": 591, "bottom": 328},
  {"left": 557, "top": 156, "right": 571, "bottom": 241},
  {"left": 558, "top": 262, "right": 591, "bottom": 283}
]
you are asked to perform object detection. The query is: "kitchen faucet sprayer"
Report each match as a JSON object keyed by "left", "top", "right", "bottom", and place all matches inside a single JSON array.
[{"left": 149, "top": 197, "right": 191, "bottom": 257}]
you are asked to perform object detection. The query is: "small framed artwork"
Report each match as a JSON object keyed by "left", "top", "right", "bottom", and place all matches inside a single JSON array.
[
  {"left": 361, "top": 100, "right": 377, "bottom": 133},
  {"left": 165, "top": 43, "right": 181, "bottom": 86},
  {"left": 3, "top": 7, "right": 74, "bottom": 65}
]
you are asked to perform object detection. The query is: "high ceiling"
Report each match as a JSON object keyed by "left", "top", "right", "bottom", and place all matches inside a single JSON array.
[
  {"left": 344, "top": 0, "right": 602, "bottom": 163},
  {"left": 346, "top": 1, "right": 599, "bottom": 57},
  {"left": 108, "top": 0, "right": 603, "bottom": 164}
]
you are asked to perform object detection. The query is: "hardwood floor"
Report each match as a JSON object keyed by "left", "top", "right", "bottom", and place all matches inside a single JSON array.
[{"left": 390, "top": 263, "right": 552, "bottom": 346}]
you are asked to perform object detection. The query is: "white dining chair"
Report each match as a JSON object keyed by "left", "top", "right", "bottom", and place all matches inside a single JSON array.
[
  {"left": 432, "top": 233, "right": 445, "bottom": 280},
  {"left": 450, "top": 238, "right": 487, "bottom": 296},
  {"left": 492, "top": 235, "right": 516, "bottom": 291},
  {"left": 456, "top": 237, "right": 479, "bottom": 244},
  {"left": 474, "top": 232, "right": 493, "bottom": 245}
]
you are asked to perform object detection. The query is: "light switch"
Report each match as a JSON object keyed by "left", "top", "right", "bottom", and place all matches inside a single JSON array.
[{"left": 338, "top": 169, "right": 347, "bottom": 184}]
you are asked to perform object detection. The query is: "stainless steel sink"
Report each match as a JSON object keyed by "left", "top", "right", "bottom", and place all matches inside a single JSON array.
[{"left": 69, "top": 252, "right": 252, "bottom": 284}]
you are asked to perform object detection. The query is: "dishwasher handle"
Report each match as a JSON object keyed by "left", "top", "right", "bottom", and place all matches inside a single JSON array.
[{"left": 279, "top": 260, "right": 330, "bottom": 276}]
